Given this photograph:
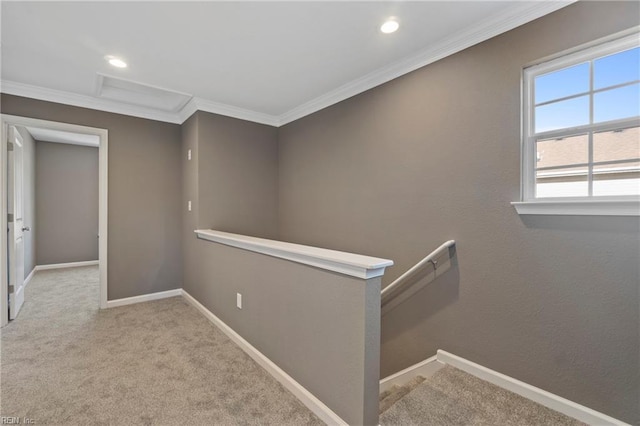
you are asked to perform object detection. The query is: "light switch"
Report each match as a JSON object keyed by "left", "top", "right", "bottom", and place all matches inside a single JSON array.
[
  {"left": 188, "top": 200, "right": 192, "bottom": 211},
  {"left": 236, "top": 293, "right": 242, "bottom": 309},
  {"left": 188, "top": 149, "right": 192, "bottom": 161}
]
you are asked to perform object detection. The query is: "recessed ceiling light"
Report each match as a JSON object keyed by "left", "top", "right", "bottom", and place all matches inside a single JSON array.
[
  {"left": 380, "top": 19, "right": 399, "bottom": 34},
  {"left": 105, "top": 56, "right": 127, "bottom": 68}
]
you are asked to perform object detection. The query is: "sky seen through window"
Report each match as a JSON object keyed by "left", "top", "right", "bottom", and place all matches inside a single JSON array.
[{"left": 534, "top": 47, "right": 640, "bottom": 133}]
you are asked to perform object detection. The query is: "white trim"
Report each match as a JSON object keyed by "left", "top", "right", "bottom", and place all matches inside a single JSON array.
[
  {"left": 96, "top": 72, "right": 193, "bottom": 113},
  {"left": 35, "top": 260, "right": 99, "bottom": 271},
  {"left": 24, "top": 126, "right": 100, "bottom": 147},
  {"left": 1, "top": 122, "right": 8, "bottom": 326},
  {"left": 1, "top": 81, "right": 181, "bottom": 124},
  {"left": 278, "top": 1, "right": 574, "bottom": 125},
  {"left": 191, "top": 98, "right": 280, "bottom": 127},
  {"left": 0, "top": 81, "right": 281, "bottom": 128},
  {"left": 181, "top": 289, "right": 347, "bottom": 426},
  {"left": 106, "top": 288, "right": 182, "bottom": 308},
  {"left": 0, "top": 114, "right": 109, "bottom": 320},
  {"left": 379, "top": 355, "right": 445, "bottom": 394},
  {"left": 176, "top": 98, "right": 200, "bottom": 124},
  {"left": 511, "top": 200, "right": 640, "bottom": 216},
  {"left": 195, "top": 229, "right": 393, "bottom": 279},
  {"left": 520, "top": 31, "right": 640, "bottom": 203},
  {"left": 1, "top": 2, "right": 573, "bottom": 128},
  {"left": 24, "top": 268, "right": 36, "bottom": 288},
  {"left": 436, "top": 350, "right": 629, "bottom": 426},
  {"left": 98, "top": 124, "right": 109, "bottom": 310},
  {"left": 523, "top": 26, "right": 640, "bottom": 70},
  {"left": 526, "top": 32, "right": 640, "bottom": 86}
]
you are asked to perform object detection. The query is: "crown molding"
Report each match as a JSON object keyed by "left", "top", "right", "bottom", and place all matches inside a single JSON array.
[
  {"left": 0, "top": 80, "right": 182, "bottom": 124},
  {"left": 1, "top": 1, "right": 575, "bottom": 128},
  {"left": 192, "top": 97, "right": 280, "bottom": 127},
  {"left": 176, "top": 97, "right": 200, "bottom": 123},
  {"left": 277, "top": 0, "right": 576, "bottom": 126},
  {"left": 1, "top": 80, "right": 280, "bottom": 127}
]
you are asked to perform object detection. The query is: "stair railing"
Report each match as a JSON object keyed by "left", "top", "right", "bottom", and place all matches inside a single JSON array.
[{"left": 381, "top": 240, "right": 456, "bottom": 305}]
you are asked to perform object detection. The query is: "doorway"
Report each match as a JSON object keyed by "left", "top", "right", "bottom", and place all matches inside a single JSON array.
[{"left": 1, "top": 115, "right": 108, "bottom": 326}]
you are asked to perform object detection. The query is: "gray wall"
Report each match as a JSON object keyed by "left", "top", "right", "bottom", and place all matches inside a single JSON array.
[
  {"left": 1, "top": 94, "right": 183, "bottom": 300},
  {"left": 182, "top": 113, "right": 200, "bottom": 307},
  {"left": 3, "top": 2, "right": 638, "bottom": 422},
  {"left": 186, "top": 239, "right": 381, "bottom": 425},
  {"left": 35, "top": 141, "right": 98, "bottom": 265},
  {"left": 182, "top": 110, "right": 280, "bottom": 308},
  {"left": 196, "top": 111, "right": 279, "bottom": 238},
  {"left": 277, "top": 2, "right": 640, "bottom": 423},
  {"left": 182, "top": 111, "right": 382, "bottom": 424},
  {"left": 15, "top": 126, "right": 36, "bottom": 279}
]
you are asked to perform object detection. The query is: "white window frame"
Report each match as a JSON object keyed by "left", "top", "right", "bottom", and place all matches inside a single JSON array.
[{"left": 513, "top": 32, "right": 640, "bottom": 216}]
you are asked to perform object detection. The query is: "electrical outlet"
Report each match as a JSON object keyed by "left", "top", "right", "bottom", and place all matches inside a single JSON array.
[{"left": 236, "top": 293, "right": 242, "bottom": 309}]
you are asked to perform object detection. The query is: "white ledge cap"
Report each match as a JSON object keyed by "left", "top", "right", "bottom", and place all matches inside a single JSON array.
[
  {"left": 511, "top": 200, "right": 640, "bottom": 216},
  {"left": 195, "top": 229, "right": 394, "bottom": 279}
]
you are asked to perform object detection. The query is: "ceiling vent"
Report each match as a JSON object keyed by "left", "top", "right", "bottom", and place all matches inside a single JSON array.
[{"left": 96, "top": 74, "right": 192, "bottom": 112}]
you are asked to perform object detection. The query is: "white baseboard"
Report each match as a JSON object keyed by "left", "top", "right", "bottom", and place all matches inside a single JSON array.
[
  {"left": 379, "top": 355, "right": 445, "bottom": 393},
  {"left": 106, "top": 288, "right": 182, "bottom": 308},
  {"left": 181, "top": 289, "right": 347, "bottom": 426},
  {"left": 35, "top": 260, "right": 99, "bottom": 271},
  {"left": 436, "top": 350, "right": 629, "bottom": 426},
  {"left": 24, "top": 268, "right": 36, "bottom": 287}
]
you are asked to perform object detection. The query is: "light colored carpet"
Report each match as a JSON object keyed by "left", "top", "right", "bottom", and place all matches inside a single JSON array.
[
  {"left": 380, "top": 365, "right": 585, "bottom": 426},
  {"left": 0, "top": 266, "right": 323, "bottom": 425},
  {"left": 379, "top": 376, "right": 426, "bottom": 415}
]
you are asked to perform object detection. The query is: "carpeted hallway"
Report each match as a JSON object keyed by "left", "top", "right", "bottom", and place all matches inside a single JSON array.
[{"left": 0, "top": 266, "right": 322, "bottom": 425}]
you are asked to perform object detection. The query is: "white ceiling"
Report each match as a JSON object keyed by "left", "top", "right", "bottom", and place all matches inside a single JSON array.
[{"left": 0, "top": 1, "right": 573, "bottom": 126}]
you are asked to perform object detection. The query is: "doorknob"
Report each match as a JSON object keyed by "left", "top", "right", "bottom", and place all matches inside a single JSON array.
[{"left": 22, "top": 226, "right": 30, "bottom": 232}]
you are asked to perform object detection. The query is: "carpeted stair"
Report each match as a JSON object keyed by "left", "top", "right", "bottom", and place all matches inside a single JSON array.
[
  {"left": 379, "top": 376, "right": 427, "bottom": 415},
  {"left": 379, "top": 365, "right": 585, "bottom": 426}
]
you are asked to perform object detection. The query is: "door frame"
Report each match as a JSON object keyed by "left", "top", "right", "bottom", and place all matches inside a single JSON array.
[
  {"left": 7, "top": 125, "right": 26, "bottom": 319},
  {"left": 1, "top": 115, "right": 108, "bottom": 326}
]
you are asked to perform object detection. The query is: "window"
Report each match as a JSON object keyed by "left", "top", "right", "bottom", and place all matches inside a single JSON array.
[{"left": 514, "top": 33, "right": 640, "bottom": 216}]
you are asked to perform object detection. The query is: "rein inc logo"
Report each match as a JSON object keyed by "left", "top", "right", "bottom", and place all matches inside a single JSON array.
[{"left": 0, "top": 417, "right": 35, "bottom": 424}]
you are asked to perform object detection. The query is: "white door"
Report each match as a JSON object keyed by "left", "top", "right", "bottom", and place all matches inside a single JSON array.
[{"left": 8, "top": 126, "right": 25, "bottom": 319}]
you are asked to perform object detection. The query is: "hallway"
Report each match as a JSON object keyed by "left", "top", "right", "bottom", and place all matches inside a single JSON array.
[{"left": 0, "top": 266, "right": 321, "bottom": 425}]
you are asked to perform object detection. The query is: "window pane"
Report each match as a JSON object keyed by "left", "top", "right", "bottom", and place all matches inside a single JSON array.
[
  {"left": 535, "top": 62, "right": 589, "bottom": 104},
  {"left": 535, "top": 96, "right": 589, "bottom": 133},
  {"left": 536, "top": 166, "right": 588, "bottom": 198},
  {"left": 536, "top": 134, "right": 588, "bottom": 169},
  {"left": 594, "top": 83, "right": 640, "bottom": 123},
  {"left": 594, "top": 47, "right": 640, "bottom": 90},
  {"left": 593, "top": 161, "right": 640, "bottom": 196},
  {"left": 594, "top": 127, "right": 640, "bottom": 163}
]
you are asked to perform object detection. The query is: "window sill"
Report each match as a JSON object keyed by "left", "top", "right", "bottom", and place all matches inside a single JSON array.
[{"left": 511, "top": 200, "right": 640, "bottom": 216}]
